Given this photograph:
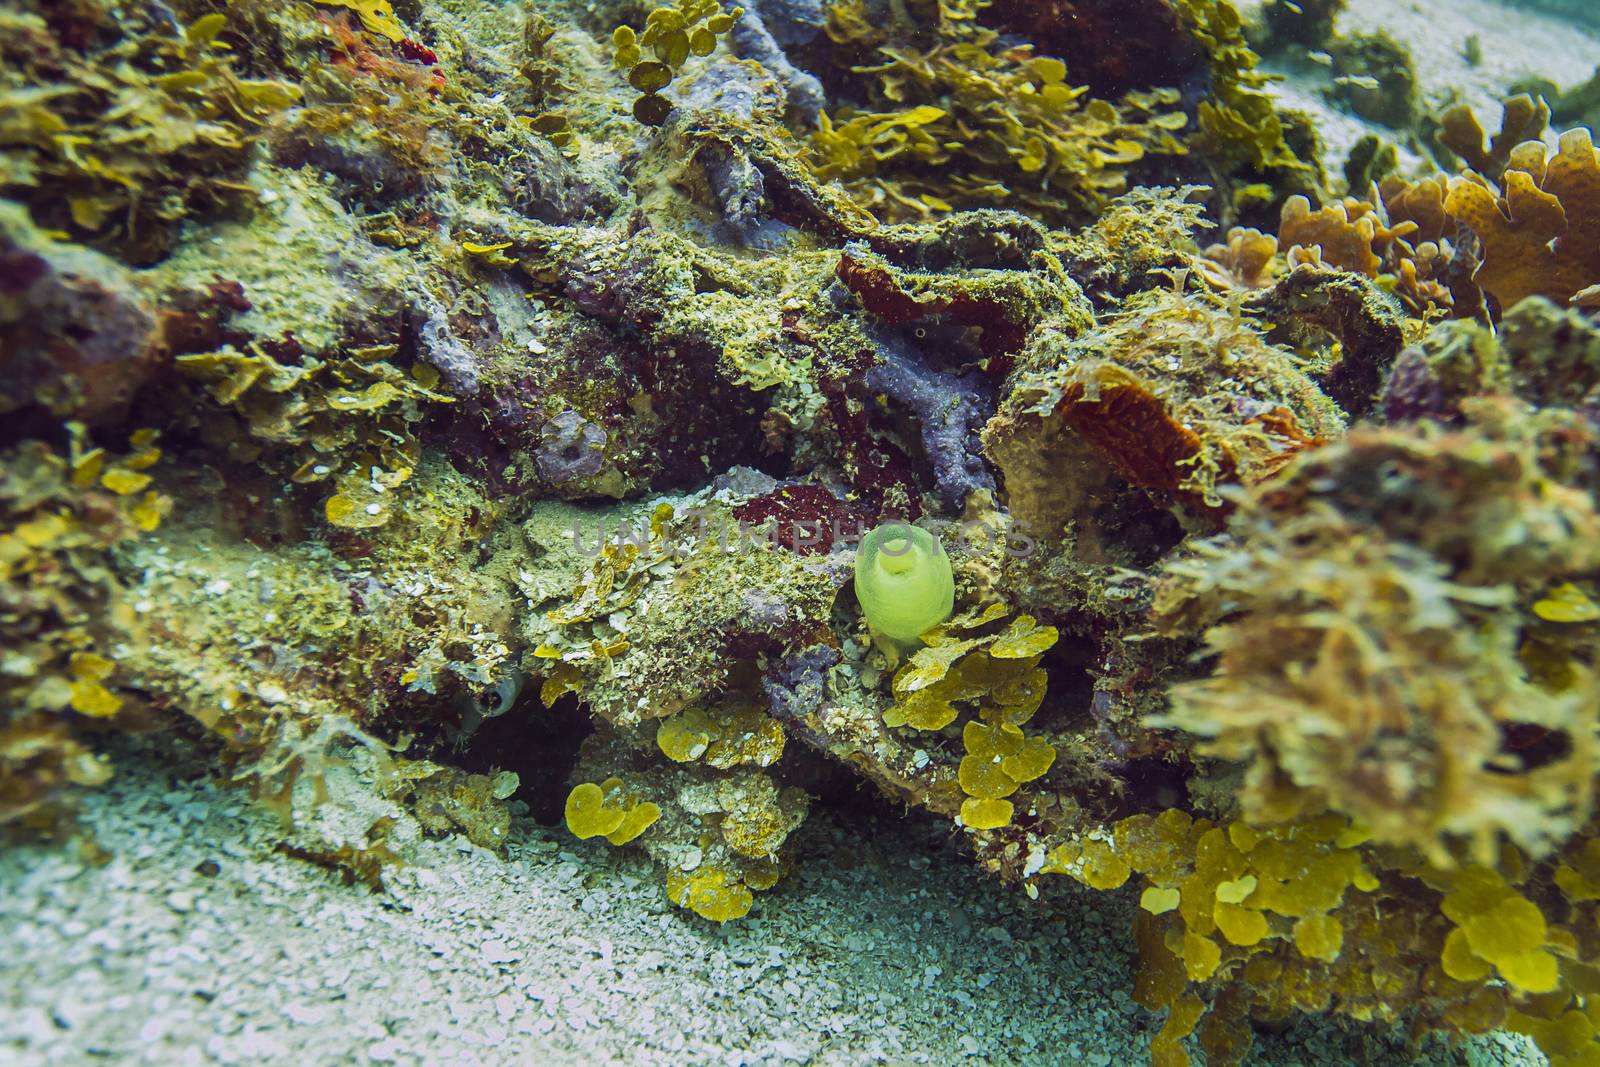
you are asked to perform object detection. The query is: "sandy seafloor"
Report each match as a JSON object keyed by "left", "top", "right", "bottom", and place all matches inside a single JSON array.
[
  {"left": 4, "top": 2, "right": 1600, "bottom": 1065},
  {"left": 0, "top": 743, "right": 1548, "bottom": 1067},
  {"left": 1241, "top": 0, "right": 1600, "bottom": 171}
]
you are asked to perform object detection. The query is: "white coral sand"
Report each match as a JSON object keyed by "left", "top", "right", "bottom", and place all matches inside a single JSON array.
[{"left": 0, "top": 744, "right": 1543, "bottom": 1067}]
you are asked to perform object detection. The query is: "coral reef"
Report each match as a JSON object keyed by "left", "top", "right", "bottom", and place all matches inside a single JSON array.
[
  {"left": 985, "top": 286, "right": 1344, "bottom": 533},
  {"left": 1440, "top": 93, "right": 1552, "bottom": 180},
  {"left": 1194, "top": 93, "right": 1600, "bottom": 323},
  {"left": 3, "top": 0, "right": 1600, "bottom": 1064}
]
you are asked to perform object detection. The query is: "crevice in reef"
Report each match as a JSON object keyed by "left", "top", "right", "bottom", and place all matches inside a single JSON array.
[{"left": 452, "top": 692, "right": 594, "bottom": 826}]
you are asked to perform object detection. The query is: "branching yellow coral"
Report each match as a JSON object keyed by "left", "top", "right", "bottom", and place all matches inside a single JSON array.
[{"left": 1446, "top": 127, "right": 1600, "bottom": 310}]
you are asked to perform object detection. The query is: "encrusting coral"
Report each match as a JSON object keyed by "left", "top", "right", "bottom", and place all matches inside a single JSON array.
[
  {"left": 986, "top": 285, "right": 1344, "bottom": 529},
  {"left": 4, "top": 0, "right": 1600, "bottom": 1063},
  {"left": 0, "top": 203, "right": 164, "bottom": 421}
]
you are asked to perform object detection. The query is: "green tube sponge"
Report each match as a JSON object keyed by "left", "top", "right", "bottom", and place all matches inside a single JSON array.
[{"left": 854, "top": 522, "right": 955, "bottom": 643}]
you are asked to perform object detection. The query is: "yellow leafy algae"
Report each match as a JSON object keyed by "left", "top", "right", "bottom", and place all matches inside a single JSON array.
[
  {"left": 1534, "top": 583, "right": 1600, "bottom": 623},
  {"left": 605, "top": 802, "right": 662, "bottom": 846},
  {"left": 811, "top": 1, "right": 1186, "bottom": 222},
  {"left": 100, "top": 469, "right": 151, "bottom": 496},
  {"left": 957, "top": 721, "right": 1021, "bottom": 800},
  {"left": 959, "top": 797, "right": 1013, "bottom": 830},
  {"left": 883, "top": 604, "right": 1056, "bottom": 733},
  {"left": 657, "top": 703, "right": 784, "bottom": 768},
  {"left": 318, "top": 0, "right": 407, "bottom": 42},
  {"left": 666, "top": 865, "right": 753, "bottom": 922},
  {"left": 0, "top": 432, "right": 169, "bottom": 827},
  {"left": 1142, "top": 887, "right": 1182, "bottom": 915},
  {"left": 564, "top": 782, "right": 627, "bottom": 839}
]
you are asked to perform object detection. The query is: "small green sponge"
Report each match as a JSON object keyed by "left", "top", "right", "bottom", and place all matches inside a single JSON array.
[{"left": 854, "top": 522, "right": 955, "bottom": 643}]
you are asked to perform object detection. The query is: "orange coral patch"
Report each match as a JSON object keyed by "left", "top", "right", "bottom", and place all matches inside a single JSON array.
[{"left": 1446, "top": 128, "right": 1600, "bottom": 309}]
